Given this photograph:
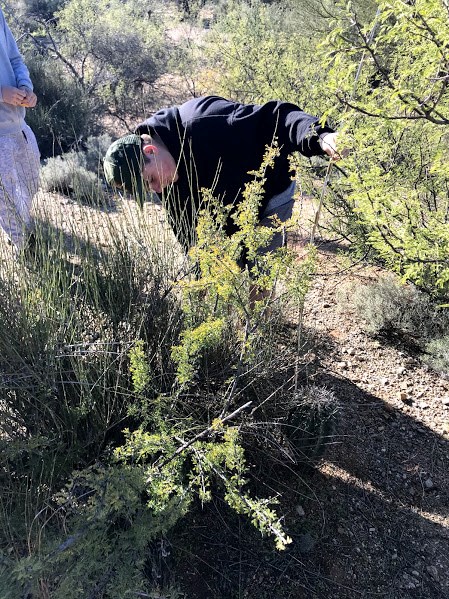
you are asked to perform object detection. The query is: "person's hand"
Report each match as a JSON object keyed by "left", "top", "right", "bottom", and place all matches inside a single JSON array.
[
  {"left": 320, "top": 132, "right": 349, "bottom": 162},
  {"left": 19, "top": 87, "right": 37, "bottom": 108},
  {"left": 1, "top": 85, "right": 27, "bottom": 106}
]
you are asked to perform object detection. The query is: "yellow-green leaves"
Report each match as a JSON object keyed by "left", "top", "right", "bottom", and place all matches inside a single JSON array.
[
  {"left": 171, "top": 318, "right": 227, "bottom": 386},
  {"left": 128, "top": 340, "right": 151, "bottom": 395}
]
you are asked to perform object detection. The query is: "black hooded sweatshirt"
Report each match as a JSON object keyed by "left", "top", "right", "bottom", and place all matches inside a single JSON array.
[{"left": 135, "top": 95, "right": 334, "bottom": 252}]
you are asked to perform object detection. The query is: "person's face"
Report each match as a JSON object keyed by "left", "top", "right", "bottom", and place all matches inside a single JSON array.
[{"left": 141, "top": 141, "right": 178, "bottom": 194}]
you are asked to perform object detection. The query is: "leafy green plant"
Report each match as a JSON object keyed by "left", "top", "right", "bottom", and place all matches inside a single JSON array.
[
  {"left": 25, "top": 54, "right": 92, "bottom": 158},
  {"left": 50, "top": 0, "right": 173, "bottom": 124},
  {"left": 197, "top": 0, "right": 330, "bottom": 110},
  {"left": 306, "top": 0, "right": 449, "bottom": 294},
  {"left": 0, "top": 142, "right": 334, "bottom": 595}
]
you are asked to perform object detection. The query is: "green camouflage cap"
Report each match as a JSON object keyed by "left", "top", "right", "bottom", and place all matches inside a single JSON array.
[{"left": 103, "top": 134, "right": 145, "bottom": 206}]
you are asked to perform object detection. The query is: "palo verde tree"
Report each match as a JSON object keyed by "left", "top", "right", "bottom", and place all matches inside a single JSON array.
[{"left": 304, "top": 0, "right": 449, "bottom": 294}]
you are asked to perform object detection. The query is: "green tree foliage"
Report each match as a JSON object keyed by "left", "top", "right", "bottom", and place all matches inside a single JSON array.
[
  {"left": 17, "top": 0, "right": 65, "bottom": 20},
  {"left": 53, "top": 0, "right": 171, "bottom": 123},
  {"left": 197, "top": 0, "right": 329, "bottom": 109},
  {"left": 312, "top": 0, "right": 449, "bottom": 294},
  {"left": 25, "top": 55, "right": 92, "bottom": 157},
  {"left": 195, "top": 0, "right": 378, "bottom": 111}
]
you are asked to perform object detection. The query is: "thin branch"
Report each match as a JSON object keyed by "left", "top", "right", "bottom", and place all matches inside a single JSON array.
[{"left": 151, "top": 400, "right": 253, "bottom": 472}]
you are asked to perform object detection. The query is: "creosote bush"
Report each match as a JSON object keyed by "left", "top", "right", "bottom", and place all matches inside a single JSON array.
[{"left": 0, "top": 151, "right": 335, "bottom": 597}]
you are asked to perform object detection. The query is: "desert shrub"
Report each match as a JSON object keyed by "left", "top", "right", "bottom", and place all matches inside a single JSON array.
[
  {"left": 17, "top": 0, "right": 65, "bottom": 19},
  {"left": 52, "top": 0, "right": 173, "bottom": 124},
  {"left": 198, "top": 0, "right": 329, "bottom": 110},
  {"left": 81, "top": 133, "right": 114, "bottom": 175},
  {"left": 24, "top": 54, "right": 92, "bottom": 158},
  {"left": 339, "top": 274, "right": 449, "bottom": 342},
  {"left": 300, "top": 0, "right": 449, "bottom": 295},
  {"left": 423, "top": 337, "right": 449, "bottom": 376},
  {"left": 40, "top": 153, "right": 108, "bottom": 205},
  {"left": 1, "top": 152, "right": 334, "bottom": 595}
]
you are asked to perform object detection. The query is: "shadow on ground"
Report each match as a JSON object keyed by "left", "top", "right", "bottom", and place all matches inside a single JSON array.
[{"left": 165, "top": 355, "right": 449, "bottom": 598}]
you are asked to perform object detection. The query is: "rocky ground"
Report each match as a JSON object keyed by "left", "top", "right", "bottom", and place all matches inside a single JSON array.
[
  {"left": 171, "top": 201, "right": 449, "bottom": 598},
  {"left": 295, "top": 238, "right": 449, "bottom": 598},
  {"left": 23, "top": 191, "right": 449, "bottom": 598}
]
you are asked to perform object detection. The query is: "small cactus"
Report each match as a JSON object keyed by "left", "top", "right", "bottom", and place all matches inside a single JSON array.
[{"left": 286, "top": 385, "right": 339, "bottom": 464}]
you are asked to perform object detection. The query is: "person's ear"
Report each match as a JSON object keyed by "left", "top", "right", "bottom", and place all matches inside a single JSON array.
[{"left": 142, "top": 143, "right": 158, "bottom": 157}]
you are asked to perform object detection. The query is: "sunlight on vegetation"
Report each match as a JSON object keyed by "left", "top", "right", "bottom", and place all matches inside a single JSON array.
[{"left": 1, "top": 0, "right": 449, "bottom": 595}]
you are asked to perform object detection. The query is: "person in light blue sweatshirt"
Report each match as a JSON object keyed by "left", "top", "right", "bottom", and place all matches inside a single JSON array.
[{"left": 0, "top": 7, "right": 40, "bottom": 250}]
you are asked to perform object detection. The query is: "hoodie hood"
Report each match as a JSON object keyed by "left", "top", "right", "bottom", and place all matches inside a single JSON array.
[{"left": 135, "top": 105, "right": 186, "bottom": 162}]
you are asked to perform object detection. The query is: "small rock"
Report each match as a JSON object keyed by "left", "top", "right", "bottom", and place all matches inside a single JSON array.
[
  {"left": 419, "top": 401, "right": 429, "bottom": 409},
  {"left": 441, "top": 396, "right": 449, "bottom": 406},
  {"left": 347, "top": 347, "right": 356, "bottom": 356},
  {"left": 323, "top": 302, "right": 331, "bottom": 308},
  {"left": 426, "top": 565, "right": 440, "bottom": 581},
  {"left": 400, "top": 579, "right": 417, "bottom": 590},
  {"left": 399, "top": 391, "right": 409, "bottom": 402},
  {"left": 337, "top": 361, "right": 348, "bottom": 369},
  {"left": 396, "top": 366, "right": 406, "bottom": 375},
  {"left": 296, "top": 505, "right": 305, "bottom": 517},
  {"left": 424, "top": 478, "right": 434, "bottom": 490},
  {"left": 381, "top": 377, "right": 389, "bottom": 386}
]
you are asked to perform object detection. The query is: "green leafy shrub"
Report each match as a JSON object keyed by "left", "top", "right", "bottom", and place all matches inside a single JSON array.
[
  {"left": 306, "top": 0, "right": 449, "bottom": 294},
  {"left": 1, "top": 149, "right": 334, "bottom": 595},
  {"left": 52, "top": 0, "right": 173, "bottom": 123},
  {"left": 198, "top": 0, "right": 330, "bottom": 110},
  {"left": 18, "top": 0, "right": 65, "bottom": 19}
]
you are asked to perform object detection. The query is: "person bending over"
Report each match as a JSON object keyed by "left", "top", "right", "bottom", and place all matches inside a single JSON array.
[{"left": 103, "top": 95, "right": 342, "bottom": 258}]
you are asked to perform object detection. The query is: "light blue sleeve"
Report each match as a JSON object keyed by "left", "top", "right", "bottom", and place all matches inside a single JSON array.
[{"left": 1, "top": 8, "right": 33, "bottom": 91}]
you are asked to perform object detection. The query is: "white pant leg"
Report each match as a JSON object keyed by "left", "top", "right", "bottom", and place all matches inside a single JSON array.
[{"left": 0, "top": 124, "right": 40, "bottom": 247}]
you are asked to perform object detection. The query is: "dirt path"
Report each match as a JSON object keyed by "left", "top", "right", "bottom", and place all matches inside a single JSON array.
[{"left": 295, "top": 238, "right": 449, "bottom": 598}]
